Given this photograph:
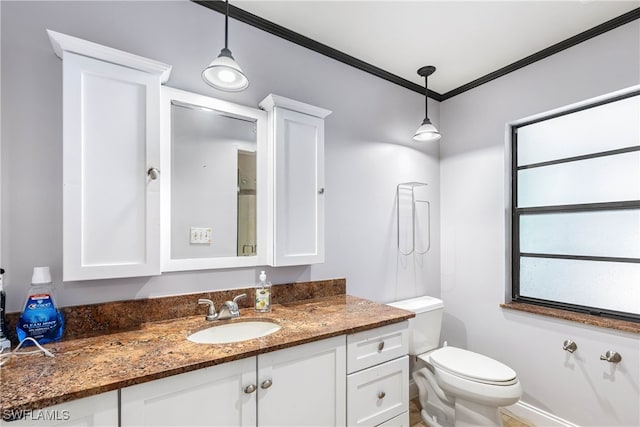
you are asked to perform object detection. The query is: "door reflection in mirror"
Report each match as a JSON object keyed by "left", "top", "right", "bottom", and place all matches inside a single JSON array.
[{"left": 170, "top": 101, "right": 257, "bottom": 259}]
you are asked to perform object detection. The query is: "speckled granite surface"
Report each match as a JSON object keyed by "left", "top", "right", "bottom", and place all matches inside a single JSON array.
[
  {"left": 0, "top": 293, "right": 413, "bottom": 417},
  {"left": 501, "top": 302, "right": 639, "bottom": 334},
  {"left": 4, "top": 278, "right": 347, "bottom": 341}
]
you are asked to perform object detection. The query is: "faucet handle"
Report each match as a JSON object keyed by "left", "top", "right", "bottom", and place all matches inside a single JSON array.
[
  {"left": 233, "top": 293, "right": 247, "bottom": 304},
  {"left": 198, "top": 299, "right": 218, "bottom": 321}
]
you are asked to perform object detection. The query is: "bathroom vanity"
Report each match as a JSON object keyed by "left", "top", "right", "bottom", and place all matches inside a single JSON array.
[
  {"left": 1, "top": 295, "right": 413, "bottom": 426},
  {"left": 3, "top": 31, "right": 416, "bottom": 427}
]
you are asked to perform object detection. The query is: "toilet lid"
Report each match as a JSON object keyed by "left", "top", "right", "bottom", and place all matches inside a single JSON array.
[{"left": 428, "top": 347, "right": 517, "bottom": 385}]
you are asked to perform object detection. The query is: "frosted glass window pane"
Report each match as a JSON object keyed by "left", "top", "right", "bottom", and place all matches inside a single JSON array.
[
  {"left": 518, "top": 95, "right": 640, "bottom": 166},
  {"left": 517, "top": 151, "right": 640, "bottom": 207},
  {"left": 520, "top": 210, "right": 640, "bottom": 258},
  {"left": 520, "top": 257, "right": 640, "bottom": 314}
]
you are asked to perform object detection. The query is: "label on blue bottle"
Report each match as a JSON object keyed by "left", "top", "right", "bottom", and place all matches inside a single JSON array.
[{"left": 17, "top": 293, "right": 64, "bottom": 344}]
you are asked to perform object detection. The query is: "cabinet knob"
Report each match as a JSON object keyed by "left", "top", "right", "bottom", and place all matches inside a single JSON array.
[
  {"left": 261, "top": 379, "right": 273, "bottom": 389},
  {"left": 244, "top": 384, "right": 256, "bottom": 394},
  {"left": 147, "top": 167, "right": 160, "bottom": 180},
  {"left": 378, "top": 341, "right": 385, "bottom": 351},
  {"left": 318, "top": 188, "right": 325, "bottom": 194},
  {"left": 377, "top": 391, "right": 386, "bottom": 399}
]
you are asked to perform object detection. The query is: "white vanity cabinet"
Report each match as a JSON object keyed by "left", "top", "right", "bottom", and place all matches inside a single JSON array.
[
  {"left": 259, "top": 95, "right": 332, "bottom": 266},
  {"left": 121, "top": 357, "right": 257, "bottom": 427},
  {"left": 48, "top": 30, "right": 172, "bottom": 281},
  {"left": 120, "top": 335, "right": 345, "bottom": 427},
  {"left": 346, "top": 322, "right": 410, "bottom": 427},
  {"left": 258, "top": 335, "right": 346, "bottom": 426},
  {"left": 1, "top": 391, "right": 118, "bottom": 427}
]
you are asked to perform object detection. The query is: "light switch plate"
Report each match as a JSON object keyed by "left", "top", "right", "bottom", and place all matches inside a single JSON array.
[{"left": 190, "top": 227, "right": 212, "bottom": 244}]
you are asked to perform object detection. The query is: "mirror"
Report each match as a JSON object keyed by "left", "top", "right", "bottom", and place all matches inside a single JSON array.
[{"left": 160, "top": 87, "right": 267, "bottom": 271}]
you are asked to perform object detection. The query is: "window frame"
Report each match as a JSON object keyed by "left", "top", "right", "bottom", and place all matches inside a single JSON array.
[{"left": 510, "top": 90, "right": 640, "bottom": 323}]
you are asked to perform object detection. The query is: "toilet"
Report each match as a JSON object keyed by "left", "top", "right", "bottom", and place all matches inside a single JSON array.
[{"left": 388, "top": 296, "right": 522, "bottom": 427}]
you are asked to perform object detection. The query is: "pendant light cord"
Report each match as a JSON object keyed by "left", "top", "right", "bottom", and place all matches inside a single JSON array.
[
  {"left": 424, "top": 75, "right": 429, "bottom": 118},
  {"left": 224, "top": 0, "right": 229, "bottom": 50}
]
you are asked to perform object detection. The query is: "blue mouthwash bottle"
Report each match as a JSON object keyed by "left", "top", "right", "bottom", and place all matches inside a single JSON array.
[{"left": 17, "top": 266, "right": 64, "bottom": 344}]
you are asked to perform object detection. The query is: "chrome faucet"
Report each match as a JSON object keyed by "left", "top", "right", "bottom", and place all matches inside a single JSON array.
[
  {"left": 217, "top": 293, "right": 247, "bottom": 320},
  {"left": 198, "top": 299, "right": 218, "bottom": 321}
]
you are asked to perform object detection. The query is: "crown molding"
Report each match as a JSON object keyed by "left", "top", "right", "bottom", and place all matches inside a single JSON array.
[
  {"left": 194, "top": 2, "right": 639, "bottom": 102},
  {"left": 193, "top": 0, "right": 442, "bottom": 101}
]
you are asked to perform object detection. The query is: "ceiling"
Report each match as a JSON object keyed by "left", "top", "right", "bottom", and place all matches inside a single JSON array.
[{"left": 226, "top": 1, "right": 639, "bottom": 98}]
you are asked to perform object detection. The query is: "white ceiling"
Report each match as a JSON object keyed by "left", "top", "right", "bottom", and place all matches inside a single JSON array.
[{"left": 234, "top": 1, "right": 640, "bottom": 95}]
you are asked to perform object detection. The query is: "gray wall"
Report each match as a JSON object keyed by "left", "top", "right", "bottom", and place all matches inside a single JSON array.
[
  {"left": 0, "top": 0, "right": 440, "bottom": 312},
  {"left": 440, "top": 21, "right": 640, "bottom": 426}
]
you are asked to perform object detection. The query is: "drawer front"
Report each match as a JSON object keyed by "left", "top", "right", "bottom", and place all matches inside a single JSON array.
[
  {"left": 347, "top": 321, "right": 408, "bottom": 373},
  {"left": 347, "top": 356, "right": 409, "bottom": 427},
  {"left": 376, "top": 411, "right": 410, "bottom": 427}
]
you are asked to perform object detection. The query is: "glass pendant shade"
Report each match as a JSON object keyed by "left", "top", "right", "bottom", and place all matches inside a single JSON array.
[
  {"left": 413, "top": 117, "right": 441, "bottom": 142},
  {"left": 202, "top": 0, "right": 249, "bottom": 92},
  {"left": 202, "top": 48, "right": 249, "bottom": 92},
  {"left": 413, "top": 65, "right": 441, "bottom": 142}
]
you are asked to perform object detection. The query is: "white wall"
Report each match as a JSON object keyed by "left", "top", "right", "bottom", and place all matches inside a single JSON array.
[
  {"left": 439, "top": 21, "right": 640, "bottom": 427},
  {"left": 0, "top": 0, "right": 440, "bottom": 312}
]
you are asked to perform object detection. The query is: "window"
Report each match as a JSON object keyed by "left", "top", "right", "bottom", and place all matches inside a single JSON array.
[{"left": 511, "top": 90, "right": 640, "bottom": 322}]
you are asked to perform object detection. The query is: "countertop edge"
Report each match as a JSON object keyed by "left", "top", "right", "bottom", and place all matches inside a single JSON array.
[{"left": 1, "top": 295, "right": 413, "bottom": 416}]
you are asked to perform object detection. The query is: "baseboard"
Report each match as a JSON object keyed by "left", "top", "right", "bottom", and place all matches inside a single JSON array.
[{"left": 505, "top": 401, "right": 580, "bottom": 427}]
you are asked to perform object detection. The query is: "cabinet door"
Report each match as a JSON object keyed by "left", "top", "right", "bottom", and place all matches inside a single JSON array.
[
  {"left": 0, "top": 391, "right": 118, "bottom": 427},
  {"left": 121, "top": 357, "right": 256, "bottom": 427},
  {"left": 347, "top": 356, "right": 409, "bottom": 427},
  {"left": 62, "top": 52, "right": 161, "bottom": 281},
  {"left": 272, "top": 107, "right": 325, "bottom": 266},
  {"left": 257, "top": 335, "right": 346, "bottom": 426}
]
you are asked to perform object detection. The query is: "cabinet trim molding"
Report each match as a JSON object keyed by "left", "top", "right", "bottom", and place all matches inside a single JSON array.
[
  {"left": 259, "top": 94, "right": 332, "bottom": 119},
  {"left": 47, "top": 29, "right": 172, "bottom": 83}
]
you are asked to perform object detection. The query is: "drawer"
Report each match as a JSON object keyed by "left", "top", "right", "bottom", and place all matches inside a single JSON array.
[
  {"left": 376, "top": 411, "right": 410, "bottom": 427},
  {"left": 347, "top": 321, "right": 408, "bottom": 373},
  {"left": 347, "top": 356, "right": 409, "bottom": 427}
]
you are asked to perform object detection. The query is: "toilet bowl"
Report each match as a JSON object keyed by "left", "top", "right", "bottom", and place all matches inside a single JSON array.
[{"left": 388, "top": 296, "right": 521, "bottom": 427}]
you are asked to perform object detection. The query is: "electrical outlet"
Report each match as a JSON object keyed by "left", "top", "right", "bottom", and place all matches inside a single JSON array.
[{"left": 190, "top": 227, "right": 212, "bottom": 244}]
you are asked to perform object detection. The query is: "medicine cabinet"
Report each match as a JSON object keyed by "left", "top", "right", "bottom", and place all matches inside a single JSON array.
[
  {"left": 49, "top": 30, "right": 171, "bottom": 281},
  {"left": 260, "top": 94, "right": 331, "bottom": 266},
  {"left": 160, "top": 87, "right": 268, "bottom": 271},
  {"left": 51, "top": 31, "right": 331, "bottom": 280}
]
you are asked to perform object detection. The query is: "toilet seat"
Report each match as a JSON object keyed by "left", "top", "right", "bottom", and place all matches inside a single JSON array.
[{"left": 421, "top": 346, "right": 518, "bottom": 386}]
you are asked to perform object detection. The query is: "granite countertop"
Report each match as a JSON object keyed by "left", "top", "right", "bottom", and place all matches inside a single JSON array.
[{"left": 0, "top": 295, "right": 413, "bottom": 415}]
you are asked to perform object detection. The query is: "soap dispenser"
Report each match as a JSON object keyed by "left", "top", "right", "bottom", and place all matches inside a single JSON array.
[{"left": 254, "top": 270, "right": 272, "bottom": 313}]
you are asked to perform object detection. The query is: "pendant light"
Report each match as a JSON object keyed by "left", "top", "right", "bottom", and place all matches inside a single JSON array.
[
  {"left": 413, "top": 66, "right": 441, "bottom": 142},
  {"left": 202, "top": 0, "right": 249, "bottom": 92}
]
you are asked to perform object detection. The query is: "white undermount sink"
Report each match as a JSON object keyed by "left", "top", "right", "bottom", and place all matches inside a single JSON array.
[{"left": 187, "top": 320, "right": 282, "bottom": 344}]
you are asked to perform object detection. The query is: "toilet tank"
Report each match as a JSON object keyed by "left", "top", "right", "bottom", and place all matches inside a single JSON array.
[{"left": 387, "top": 296, "right": 444, "bottom": 355}]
